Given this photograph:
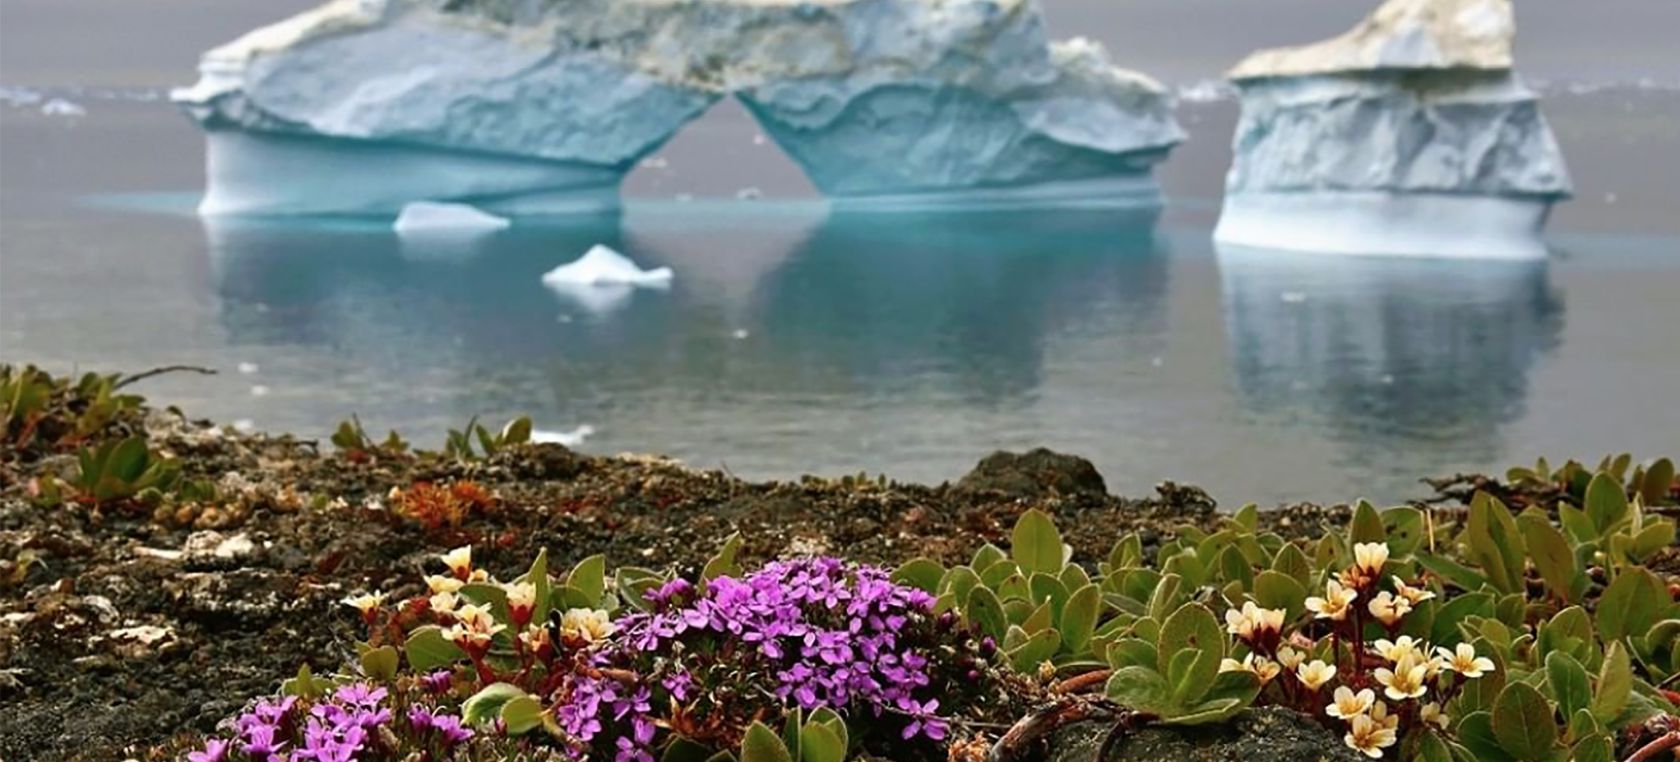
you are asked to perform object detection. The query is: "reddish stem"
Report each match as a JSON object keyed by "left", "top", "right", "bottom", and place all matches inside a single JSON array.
[{"left": 1624, "top": 731, "right": 1680, "bottom": 762}]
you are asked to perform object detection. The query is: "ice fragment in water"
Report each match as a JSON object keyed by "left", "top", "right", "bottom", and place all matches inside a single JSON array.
[
  {"left": 40, "top": 98, "right": 86, "bottom": 117},
  {"left": 541, "top": 245, "right": 673, "bottom": 288},
  {"left": 532, "top": 425, "right": 595, "bottom": 446},
  {"left": 393, "top": 202, "right": 510, "bottom": 235}
]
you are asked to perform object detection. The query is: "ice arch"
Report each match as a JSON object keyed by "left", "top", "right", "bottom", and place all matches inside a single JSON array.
[{"left": 173, "top": 0, "right": 1184, "bottom": 216}]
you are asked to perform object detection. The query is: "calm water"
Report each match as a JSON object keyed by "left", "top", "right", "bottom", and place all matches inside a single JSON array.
[{"left": 2, "top": 1, "right": 1677, "bottom": 504}]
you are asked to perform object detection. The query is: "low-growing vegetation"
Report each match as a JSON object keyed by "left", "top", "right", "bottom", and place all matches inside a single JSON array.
[{"left": 2, "top": 363, "right": 1678, "bottom": 762}]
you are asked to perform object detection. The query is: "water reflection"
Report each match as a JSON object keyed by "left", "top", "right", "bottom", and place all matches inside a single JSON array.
[
  {"left": 204, "top": 204, "right": 1169, "bottom": 414},
  {"left": 1218, "top": 244, "right": 1566, "bottom": 465}
]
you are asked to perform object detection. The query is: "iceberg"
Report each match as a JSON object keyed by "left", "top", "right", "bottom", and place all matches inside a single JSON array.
[
  {"left": 1213, "top": 0, "right": 1571, "bottom": 260},
  {"left": 532, "top": 425, "right": 595, "bottom": 447},
  {"left": 392, "top": 201, "right": 510, "bottom": 235},
  {"left": 542, "top": 245, "right": 673, "bottom": 289},
  {"left": 173, "top": 0, "right": 1183, "bottom": 216}
]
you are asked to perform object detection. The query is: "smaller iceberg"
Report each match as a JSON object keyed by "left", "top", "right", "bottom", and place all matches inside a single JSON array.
[
  {"left": 1214, "top": 0, "right": 1570, "bottom": 260},
  {"left": 541, "top": 245, "right": 673, "bottom": 289},
  {"left": 392, "top": 201, "right": 509, "bottom": 235},
  {"left": 532, "top": 425, "right": 595, "bottom": 447}
]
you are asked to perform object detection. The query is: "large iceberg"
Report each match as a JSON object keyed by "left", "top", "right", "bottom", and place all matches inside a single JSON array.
[
  {"left": 173, "top": 0, "right": 1183, "bottom": 216},
  {"left": 1213, "top": 0, "right": 1571, "bottom": 260}
]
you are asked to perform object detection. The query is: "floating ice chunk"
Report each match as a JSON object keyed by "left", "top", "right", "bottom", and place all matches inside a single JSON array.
[
  {"left": 640, "top": 156, "right": 669, "bottom": 169},
  {"left": 1280, "top": 291, "right": 1307, "bottom": 304},
  {"left": 40, "top": 98, "right": 86, "bottom": 117},
  {"left": 736, "top": 187, "right": 763, "bottom": 201},
  {"left": 392, "top": 201, "right": 510, "bottom": 235},
  {"left": 532, "top": 425, "right": 595, "bottom": 447},
  {"left": 1177, "top": 79, "right": 1236, "bottom": 103},
  {"left": 232, "top": 419, "right": 256, "bottom": 433},
  {"left": 732, "top": 329, "right": 751, "bottom": 340},
  {"left": 237, "top": 361, "right": 260, "bottom": 374},
  {"left": 249, "top": 385, "right": 270, "bottom": 397},
  {"left": 541, "top": 245, "right": 673, "bottom": 288},
  {"left": 0, "top": 86, "right": 43, "bottom": 107}
]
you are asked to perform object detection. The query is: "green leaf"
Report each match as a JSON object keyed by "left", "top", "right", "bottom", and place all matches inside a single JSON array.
[
  {"left": 1270, "top": 543, "right": 1312, "bottom": 587},
  {"left": 1216, "top": 546, "right": 1253, "bottom": 591},
  {"left": 1350, "top": 500, "right": 1386, "bottom": 544},
  {"left": 1585, "top": 472, "right": 1630, "bottom": 536},
  {"left": 500, "top": 416, "right": 533, "bottom": 445},
  {"left": 1060, "top": 584, "right": 1101, "bottom": 655},
  {"left": 280, "top": 663, "right": 332, "bottom": 700},
  {"left": 1492, "top": 682, "right": 1556, "bottom": 762},
  {"left": 939, "top": 566, "right": 982, "bottom": 604},
  {"left": 891, "top": 558, "right": 944, "bottom": 594},
  {"left": 405, "top": 625, "right": 466, "bottom": 671},
  {"left": 1106, "top": 638, "right": 1156, "bottom": 670},
  {"left": 1029, "top": 573, "right": 1070, "bottom": 619},
  {"left": 1414, "top": 730, "right": 1455, "bottom": 762},
  {"left": 358, "top": 644, "right": 399, "bottom": 682},
  {"left": 800, "top": 722, "right": 845, "bottom": 762},
  {"left": 703, "top": 533, "right": 743, "bottom": 581},
  {"left": 1597, "top": 567, "right": 1667, "bottom": 642},
  {"left": 1456, "top": 711, "right": 1516, "bottom": 762},
  {"left": 741, "top": 721, "right": 794, "bottom": 762},
  {"left": 1156, "top": 603, "right": 1223, "bottom": 703},
  {"left": 1383, "top": 506, "right": 1427, "bottom": 557},
  {"left": 1163, "top": 697, "right": 1246, "bottom": 726},
  {"left": 520, "top": 548, "right": 553, "bottom": 626},
  {"left": 1592, "top": 642, "right": 1631, "bottom": 725},
  {"left": 1558, "top": 504, "right": 1598, "bottom": 544},
  {"left": 567, "top": 554, "right": 607, "bottom": 607},
  {"left": 1642, "top": 458, "right": 1675, "bottom": 506},
  {"left": 1145, "top": 573, "right": 1183, "bottom": 621},
  {"left": 1467, "top": 492, "right": 1526, "bottom": 594},
  {"left": 1432, "top": 592, "right": 1495, "bottom": 647},
  {"left": 1417, "top": 553, "right": 1490, "bottom": 593},
  {"left": 1006, "top": 627, "right": 1061, "bottom": 672},
  {"left": 972, "top": 543, "right": 1007, "bottom": 572},
  {"left": 966, "top": 586, "right": 1006, "bottom": 640},
  {"left": 1571, "top": 735, "right": 1614, "bottom": 762},
  {"left": 501, "top": 695, "right": 545, "bottom": 734},
  {"left": 1252, "top": 570, "right": 1307, "bottom": 621},
  {"left": 1012, "top": 509, "right": 1064, "bottom": 575},
  {"left": 1105, "top": 665, "right": 1168, "bottom": 710},
  {"left": 462, "top": 682, "right": 528, "bottom": 726},
  {"left": 663, "top": 738, "right": 716, "bottom": 762},
  {"left": 1519, "top": 513, "right": 1579, "bottom": 604},
  {"left": 1545, "top": 651, "right": 1591, "bottom": 720}
]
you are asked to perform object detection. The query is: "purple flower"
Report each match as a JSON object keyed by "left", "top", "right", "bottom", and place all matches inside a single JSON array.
[
  {"left": 421, "top": 669, "right": 453, "bottom": 694},
  {"left": 187, "top": 739, "right": 230, "bottom": 762},
  {"left": 241, "top": 723, "right": 286, "bottom": 756},
  {"left": 332, "top": 682, "right": 388, "bottom": 708},
  {"left": 431, "top": 713, "right": 474, "bottom": 747}
]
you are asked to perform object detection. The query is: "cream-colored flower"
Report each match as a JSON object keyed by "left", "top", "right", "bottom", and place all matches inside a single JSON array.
[
  {"left": 1435, "top": 643, "right": 1496, "bottom": 678},
  {"left": 1420, "top": 702, "right": 1449, "bottom": 730},
  {"left": 468, "top": 568, "right": 490, "bottom": 583},
  {"left": 504, "top": 581, "right": 537, "bottom": 623},
  {"left": 429, "top": 591, "right": 459, "bottom": 614},
  {"left": 1306, "top": 579, "right": 1358, "bottom": 621},
  {"left": 519, "top": 623, "right": 551, "bottom": 652},
  {"left": 1391, "top": 576, "right": 1436, "bottom": 605},
  {"left": 1326, "top": 686, "right": 1376, "bottom": 720},
  {"left": 1374, "top": 652, "right": 1429, "bottom": 700},
  {"left": 1297, "top": 660, "right": 1337, "bottom": 691},
  {"left": 425, "top": 574, "right": 464, "bottom": 595},
  {"left": 1218, "top": 653, "right": 1279, "bottom": 684},
  {"left": 1353, "top": 542, "right": 1390, "bottom": 576},
  {"left": 1219, "top": 657, "right": 1245, "bottom": 673},
  {"left": 1344, "top": 713, "right": 1397, "bottom": 759},
  {"left": 1368, "top": 700, "right": 1399, "bottom": 731},
  {"left": 442, "top": 545, "right": 473, "bottom": 579},
  {"left": 342, "top": 591, "right": 385, "bottom": 616},
  {"left": 1224, "top": 601, "right": 1285, "bottom": 641},
  {"left": 1367, "top": 591, "right": 1411, "bottom": 627},
  {"left": 445, "top": 602, "right": 506, "bottom": 649},
  {"left": 1276, "top": 645, "right": 1306, "bottom": 670},
  {"left": 560, "top": 608, "right": 614, "bottom": 643},
  {"left": 1371, "top": 635, "right": 1422, "bottom": 664}
]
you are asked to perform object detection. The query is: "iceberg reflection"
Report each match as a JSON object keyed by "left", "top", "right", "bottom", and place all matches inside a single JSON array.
[{"left": 1218, "top": 243, "right": 1565, "bottom": 462}]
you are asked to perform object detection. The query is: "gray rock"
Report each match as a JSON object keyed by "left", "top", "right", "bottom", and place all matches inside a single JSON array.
[{"left": 1047, "top": 707, "right": 1363, "bottom": 762}]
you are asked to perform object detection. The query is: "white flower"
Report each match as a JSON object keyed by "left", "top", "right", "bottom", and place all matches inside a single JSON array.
[
  {"left": 1297, "top": 660, "right": 1337, "bottom": 691},
  {"left": 1353, "top": 543, "right": 1390, "bottom": 576},
  {"left": 1391, "top": 576, "right": 1436, "bottom": 605},
  {"left": 1371, "top": 635, "right": 1422, "bottom": 664},
  {"left": 504, "top": 581, "right": 537, "bottom": 623},
  {"left": 1374, "top": 653, "right": 1429, "bottom": 701},
  {"left": 1436, "top": 643, "right": 1496, "bottom": 678},
  {"left": 1368, "top": 700, "right": 1399, "bottom": 731},
  {"left": 1276, "top": 645, "right": 1307, "bottom": 670},
  {"left": 442, "top": 545, "right": 472, "bottom": 579},
  {"left": 1326, "top": 686, "right": 1376, "bottom": 720},
  {"left": 1218, "top": 653, "right": 1279, "bottom": 684},
  {"left": 428, "top": 591, "right": 459, "bottom": 614},
  {"left": 425, "top": 575, "right": 464, "bottom": 595},
  {"left": 445, "top": 603, "right": 506, "bottom": 649},
  {"left": 1224, "top": 601, "right": 1285, "bottom": 641},
  {"left": 560, "top": 608, "right": 614, "bottom": 644},
  {"left": 342, "top": 591, "right": 385, "bottom": 615},
  {"left": 1344, "top": 713, "right": 1397, "bottom": 758},
  {"left": 1420, "top": 702, "right": 1449, "bottom": 730},
  {"left": 1306, "top": 579, "right": 1358, "bottom": 621},
  {"left": 1367, "top": 591, "right": 1411, "bottom": 627}
]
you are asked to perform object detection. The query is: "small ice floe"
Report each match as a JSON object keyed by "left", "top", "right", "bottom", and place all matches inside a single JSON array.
[
  {"left": 236, "top": 361, "right": 260, "bottom": 375},
  {"left": 736, "top": 187, "right": 763, "bottom": 201},
  {"left": 752, "top": 133, "right": 768, "bottom": 146},
  {"left": 1151, "top": 356, "right": 1164, "bottom": 368},
  {"left": 732, "top": 329, "right": 751, "bottom": 340},
  {"left": 1280, "top": 291, "right": 1308, "bottom": 304},
  {"left": 541, "top": 245, "right": 673, "bottom": 288},
  {"left": 231, "top": 419, "right": 256, "bottom": 433},
  {"left": 1177, "top": 79, "right": 1236, "bottom": 104},
  {"left": 40, "top": 98, "right": 86, "bottom": 117},
  {"left": 249, "top": 385, "right": 270, "bottom": 397},
  {"left": 640, "top": 156, "right": 669, "bottom": 169},
  {"left": 392, "top": 201, "right": 510, "bottom": 235},
  {"left": 0, "top": 86, "right": 43, "bottom": 108},
  {"left": 532, "top": 424, "right": 595, "bottom": 447}
]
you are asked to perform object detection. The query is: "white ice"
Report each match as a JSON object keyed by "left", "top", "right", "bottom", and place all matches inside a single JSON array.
[
  {"left": 532, "top": 425, "right": 595, "bottom": 447},
  {"left": 392, "top": 201, "right": 510, "bottom": 235},
  {"left": 541, "top": 245, "right": 674, "bottom": 289},
  {"left": 40, "top": 98, "right": 86, "bottom": 117}
]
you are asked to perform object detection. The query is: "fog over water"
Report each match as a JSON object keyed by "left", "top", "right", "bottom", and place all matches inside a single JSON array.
[{"left": 2, "top": 0, "right": 1677, "bottom": 504}]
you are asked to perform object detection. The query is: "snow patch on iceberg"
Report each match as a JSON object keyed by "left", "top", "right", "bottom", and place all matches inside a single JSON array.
[{"left": 393, "top": 201, "right": 509, "bottom": 235}]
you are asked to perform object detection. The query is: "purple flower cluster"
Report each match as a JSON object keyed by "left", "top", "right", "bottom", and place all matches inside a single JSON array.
[
  {"left": 556, "top": 557, "right": 950, "bottom": 758},
  {"left": 187, "top": 682, "right": 471, "bottom": 762}
]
